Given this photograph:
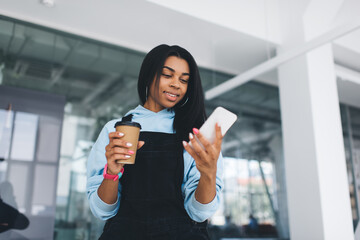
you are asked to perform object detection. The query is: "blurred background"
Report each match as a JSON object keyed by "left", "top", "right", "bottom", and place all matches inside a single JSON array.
[{"left": 0, "top": 0, "right": 359, "bottom": 239}]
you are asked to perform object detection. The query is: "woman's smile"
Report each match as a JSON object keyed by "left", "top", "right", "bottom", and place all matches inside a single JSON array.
[{"left": 164, "top": 91, "right": 180, "bottom": 102}]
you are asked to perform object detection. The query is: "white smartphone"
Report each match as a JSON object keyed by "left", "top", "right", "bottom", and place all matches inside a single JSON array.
[{"left": 189, "top": 106, "right": 237, "bottom": 149}]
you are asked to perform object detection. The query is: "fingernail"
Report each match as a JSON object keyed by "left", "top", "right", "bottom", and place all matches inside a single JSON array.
[
  {"left": 125, "top": 155, "right": 131, "bottom": 158},
  {"left": 189, "top": 133, "right": 194, "bottom": 140},
  {"left": 182, "top": 141, "right": 187, "bottom": 147},
  {"left": 126, "top": 142, "right": 133, "bottom": 147},
  {"left": 193, "top": 128, "right": 199, "bottom": 135},
  {"left": 118, "top": 132, "right": 124, "bottom": 137},
  {"left": 128, "top": 150, "right": 134, "bottom": 154}
]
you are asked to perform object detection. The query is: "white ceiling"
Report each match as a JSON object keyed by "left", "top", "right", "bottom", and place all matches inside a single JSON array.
[
  {"left": 147, "top": 0, "right": 282, "bottom": 44},
  {"left": 0, "top": 0, "right": 278, "bottom": 74},
  {"left": 0, "top": 0, "right": 359, "bottom": 107}
]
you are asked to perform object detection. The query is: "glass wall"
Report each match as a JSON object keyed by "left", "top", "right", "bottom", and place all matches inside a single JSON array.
[
  {"left": 204, "top": 78, "right": 283, "bottom": 239},
  {"left": 0, "top": 86, "right": 65, "bottom": 240},
  {"left": 0, "top": 15, "right": 289, "bottom": 240},
  {"left": 341, "top": 104, "right": 360, "bottom": 230}
]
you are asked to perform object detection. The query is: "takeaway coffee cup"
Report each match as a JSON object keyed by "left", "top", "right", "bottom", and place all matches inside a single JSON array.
[{"left": 114, "top": 120, "right": 141, "bottom": 164}]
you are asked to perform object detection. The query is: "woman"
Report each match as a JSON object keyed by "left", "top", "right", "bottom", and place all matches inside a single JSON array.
[{"left": 87, "top": 44, "right": 223, "bottom": 239}]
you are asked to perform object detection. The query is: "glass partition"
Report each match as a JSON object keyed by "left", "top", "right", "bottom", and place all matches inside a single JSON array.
[
  {"left": 0, "top": 15, "right": 285, "bottom": 240},
  {"left": 0, "top": 86, "right": 65, "bottom": 240},
  {"left": 341, "top": 104, "right": 360, "bottom": 229}
]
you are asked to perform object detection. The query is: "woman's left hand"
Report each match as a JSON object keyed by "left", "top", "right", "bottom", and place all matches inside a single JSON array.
[{"left": 183, "top": 123, "right": 223, "bottom": 178}]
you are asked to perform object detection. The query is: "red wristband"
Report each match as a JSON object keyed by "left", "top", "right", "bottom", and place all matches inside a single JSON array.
[{"left": 103, "top": 164, "right": 124, "bottom": 181}]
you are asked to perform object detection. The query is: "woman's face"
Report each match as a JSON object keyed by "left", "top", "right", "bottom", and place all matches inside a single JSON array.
[{"left": 144, "top": 56, "right": 190, "bottom": 112}]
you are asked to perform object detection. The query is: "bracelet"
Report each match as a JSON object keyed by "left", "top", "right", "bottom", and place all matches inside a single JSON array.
[{"left": 103, "top": 164, "right": 124, "bottom": 181}]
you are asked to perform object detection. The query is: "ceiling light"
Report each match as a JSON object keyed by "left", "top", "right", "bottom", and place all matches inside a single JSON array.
[{"left": 40, "top": 0, "right": 55, "bottom": 7}]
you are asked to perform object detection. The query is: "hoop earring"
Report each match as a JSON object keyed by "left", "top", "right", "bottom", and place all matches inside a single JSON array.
[
  {"left": 145, "top": 87, "right": 148, "bottom": 101},
  {"left": 180, "top": 97, "right": 189, "bottom": 107}
]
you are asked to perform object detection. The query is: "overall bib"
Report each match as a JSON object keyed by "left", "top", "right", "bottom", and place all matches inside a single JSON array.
[{"left": 99, "top": 116, "right": 209, "bottom": 239}]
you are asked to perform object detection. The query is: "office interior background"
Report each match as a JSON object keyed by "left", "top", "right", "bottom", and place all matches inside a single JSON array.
[{"left": 0, "top": 0, "right": 359, "bottom": 239}]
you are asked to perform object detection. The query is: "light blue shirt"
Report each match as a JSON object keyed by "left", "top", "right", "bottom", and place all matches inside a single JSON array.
[{"left": 86, "top": 105, "right": 223, "bottom": 222}]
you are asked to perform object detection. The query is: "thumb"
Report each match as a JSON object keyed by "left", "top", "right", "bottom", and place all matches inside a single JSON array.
[{"left": 137, "top": 141, "right": 145, "bottom": 150}]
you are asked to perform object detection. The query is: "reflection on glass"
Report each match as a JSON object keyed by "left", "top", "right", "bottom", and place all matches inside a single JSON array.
[
  {"left": 0, "top": 109, "right": 13, "bottom": 160},
  {"left": 33, "top": 165, "right": 57, "bottom": 211},
  {"left": 10, "top": 112, "right": 38, "bottom": 161},
  {"left": 209, "top": 157, "right": 277, "bottom": 238},
  {"left": 221, "top": 157, "right": 275, "bottom": 225},
  {"left": 8, "top": 163, "right": 29, "bottom": 212},
  {"left": 0, "top": 161, "right": 8, "bottom": 183},
  {"left": 342, "top": 105, "right": 360, "bottom": 228},
  {"left": 36, "top": 116, "right": 61, "bottom": 163},
  {"left": 55, "top": 115, "right": 100, "bottom": 240}
]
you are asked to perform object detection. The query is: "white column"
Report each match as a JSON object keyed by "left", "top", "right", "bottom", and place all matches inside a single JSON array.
[{"left": 278, "top": 0, "right": 354, "bottom": 239}]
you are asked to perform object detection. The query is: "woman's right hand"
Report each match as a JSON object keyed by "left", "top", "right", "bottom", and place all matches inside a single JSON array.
[{"left": 105, "top": 132, "right": 145, "bottom": 175}]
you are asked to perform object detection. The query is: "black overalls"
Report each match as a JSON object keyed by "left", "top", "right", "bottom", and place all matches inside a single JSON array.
[{"left": 99, "top": 115, "right": 210, "bottom": 240}]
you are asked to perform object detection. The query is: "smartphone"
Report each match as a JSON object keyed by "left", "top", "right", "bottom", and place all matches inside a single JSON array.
[{"left": 189, "top": 107, "right": 237, "bottom": 149}]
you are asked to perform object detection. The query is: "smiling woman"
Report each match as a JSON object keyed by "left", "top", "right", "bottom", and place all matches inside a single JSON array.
[
  {"left": 86, "top": 44, "right": 224, "bottom": 240},
  {"left": 137, "top": 44, "right": 207, "bottom": 142},
  {"left": 144, "top": 56, "right": 190, "bottom": 112}
]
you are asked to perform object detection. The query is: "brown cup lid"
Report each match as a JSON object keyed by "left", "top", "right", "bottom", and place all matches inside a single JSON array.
[{"left": 114, "top": 121, "right": 141, "bottom": 129}]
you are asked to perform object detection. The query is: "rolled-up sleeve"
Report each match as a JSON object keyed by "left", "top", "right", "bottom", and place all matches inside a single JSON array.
[
  {"left": 86, "top": 121, "right": 121, "bottom": 220},
  {"left": 182, "top": 151, "right": 224, "bottom": 222}
]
